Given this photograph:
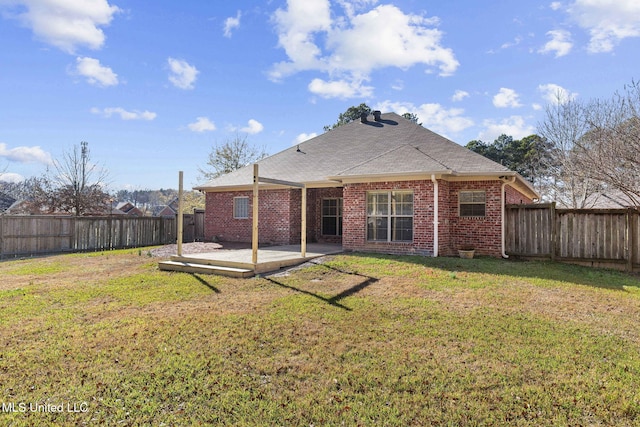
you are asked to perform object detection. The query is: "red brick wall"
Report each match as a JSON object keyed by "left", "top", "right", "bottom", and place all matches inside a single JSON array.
[
  {"left": 204, "top": 189, "right": 303, "bottom": 245},
  {"left": 343, "top": 180, "right": 435, "bottom": 255}
]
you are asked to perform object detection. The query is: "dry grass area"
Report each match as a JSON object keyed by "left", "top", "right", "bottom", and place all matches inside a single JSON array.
[{"left": 1, "top": 248, "right": 639, "bottom": 426}]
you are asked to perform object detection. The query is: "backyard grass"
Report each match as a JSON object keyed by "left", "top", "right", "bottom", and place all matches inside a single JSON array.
[{"left": 1, "top": 249, "right": 639, "bottom": 426}]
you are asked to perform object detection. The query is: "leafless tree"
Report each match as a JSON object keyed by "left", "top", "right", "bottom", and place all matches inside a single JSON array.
[
  {"left": 538, "top": 94, "right": 603, "bottom": 208},
  {"left": 198, "top": 134, "right": 267, "bottom": 182}
]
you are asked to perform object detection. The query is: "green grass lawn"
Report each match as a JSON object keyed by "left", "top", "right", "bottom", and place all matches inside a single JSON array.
[{"left": 1, "top": 250, "right": 639, "bottom": 426}]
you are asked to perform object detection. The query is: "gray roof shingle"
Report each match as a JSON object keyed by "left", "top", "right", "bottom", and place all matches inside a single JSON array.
[{"left": 195, "top": 112, "right": 535, "bottom": 197}]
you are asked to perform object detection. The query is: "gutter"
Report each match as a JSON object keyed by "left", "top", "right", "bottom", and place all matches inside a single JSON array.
[
  {"left": 431, "top": 174, "right": 439, "bottom": 257},
  {"left": 501, "top": 176, "right": 516, "bottom": 258}
]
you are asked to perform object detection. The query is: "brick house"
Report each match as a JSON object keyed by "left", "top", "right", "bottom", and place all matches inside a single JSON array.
[{"left": 195, "top": 112, "right": 538, "bottom": 257}]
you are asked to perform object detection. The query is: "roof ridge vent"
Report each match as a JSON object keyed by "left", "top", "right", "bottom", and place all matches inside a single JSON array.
[{"left": 373, "top": 110, "right": 382, "bottom": 121}]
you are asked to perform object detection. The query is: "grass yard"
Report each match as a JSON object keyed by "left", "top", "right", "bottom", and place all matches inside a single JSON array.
[{"left": 1, "top": 249, "right": 639, "bottom": 426}]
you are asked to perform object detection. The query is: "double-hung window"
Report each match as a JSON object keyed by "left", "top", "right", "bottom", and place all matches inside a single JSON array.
[
  {"left": 322, "top": 198, "right": 343, "bottom": 236},
  {"left": 367, "top": 191, "right": 413, "bottom": 242},
  {"left": 233, "top": 196, "right": 249, "bottom": 219},
  {"left": 459, "top": 190, "right": 486, "bottom": 217}
]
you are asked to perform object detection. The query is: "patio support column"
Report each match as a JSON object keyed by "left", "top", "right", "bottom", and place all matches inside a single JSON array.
[
  {"left": 177, "top": 171, "right": 184, "bottom": 257},
  {"left": 252, "top": 163, "right": 259, "bottom": 266},
  {"left": 301, "top": 186, "right": 306, "bottom": 258}
]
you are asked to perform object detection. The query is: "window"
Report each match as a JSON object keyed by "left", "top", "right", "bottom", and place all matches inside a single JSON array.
[
  {"left": 233, "top": 197, "right": 249, "bottom": 219},
  {"left": 322, "top": 198, "right": 342, "bottom": 236},
  {"left": 459, "top": 190, "right": 486, "bottom": 217},
  {"left": 367, "top": 191, "right": 413, "bottom": 242}
]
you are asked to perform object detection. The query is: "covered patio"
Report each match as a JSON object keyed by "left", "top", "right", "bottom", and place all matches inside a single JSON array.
[{"left": 158, "top": 243, "right": 343, "bottom": 277}]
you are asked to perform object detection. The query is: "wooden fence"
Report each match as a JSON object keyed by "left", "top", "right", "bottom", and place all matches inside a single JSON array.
[
  {"left": 0, "top": 215, "right": 177, "bottom": 259},
  {"left": 505, "top": 203, "right": 639, "bottom": 271}
]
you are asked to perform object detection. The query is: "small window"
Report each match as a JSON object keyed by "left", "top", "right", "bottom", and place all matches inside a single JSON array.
[
  {"left": 322, "top": 198, "right": 342, "bottom": 236},
  {"left": 233, "top": 197, "right": 249, "bottom": 219},
  {"left": 459, "top": 190, "right": 486, "bottom": 217}
]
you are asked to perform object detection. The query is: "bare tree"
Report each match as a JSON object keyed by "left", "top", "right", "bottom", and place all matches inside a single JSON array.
[
  {"left": 537, "top": 95, "right": 604, "bottom": 207},
  {"left": 576, "top": 82, "right": 640, "bottom": 207},
  {"left": 52, "top": 141, "right": 111, "bottom": 216},
  {"left": 198, "top": 134, "right": 268, "bottom": 182}
]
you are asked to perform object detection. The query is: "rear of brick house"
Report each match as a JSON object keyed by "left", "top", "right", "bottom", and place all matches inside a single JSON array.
[{"left": 196, "top": 112, "right": 537, "bottom": 258}]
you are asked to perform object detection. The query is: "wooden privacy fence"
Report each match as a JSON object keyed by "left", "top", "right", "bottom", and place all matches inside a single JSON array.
[
  {"left": 0, "top": 215, "right": 177, "bottom": 259},
  {"left": 505, "top": 203, "right": 639, "bottom": 271}
]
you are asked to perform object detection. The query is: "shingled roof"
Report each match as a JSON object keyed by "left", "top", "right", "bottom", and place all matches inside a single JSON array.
[
  {"left": 0, "top": 192, "right": 16, "bottom": 213},
  {"left": 195, "top": 112, "right": 537, "bottom": 198}
]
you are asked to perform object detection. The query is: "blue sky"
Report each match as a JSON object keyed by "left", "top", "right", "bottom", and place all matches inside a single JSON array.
[{"left": 1, "top": 0, "right": 639, "bottom": 191}]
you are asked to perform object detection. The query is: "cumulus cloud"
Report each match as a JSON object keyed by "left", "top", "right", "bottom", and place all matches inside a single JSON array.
[
  {"left": 308, "top": 78, "right": 374, "bottom": 99},
  {"left": 493, "top": 88, "right": 523, "bottom": 108},
  {"left": 452, "top": 90, "right": 470, "bottom": 102},
  {"left": 0, "top": 172, "right": 25, "bottom": 183},
  {"left": 539, "top": 29, "right": 573, "bottom": 57},
  {"left": 375, "top": 100, "right": 474, "bottom": 137},
  {"left": 223, "top": 10, "right": 241, "bottom": 37},
  {"left": 0, "top": 143, "right": 52, "bottom": 164},
  {"left": 2, "top": 0, "right": 120, "bottom": 53},
  {"left": 91, "top": 107, "right": 157, "bottom": 120},
  {"left": 294, "top": 132, "right": 317, "bottom": 145},
  {"left": 188, "top": 117, "right": 216, "bottom": 132},
  {"left": 167, "top": 58, "right": 199, "bottom": 90},
  {"left": 567, "top": 0, "right": 640, "bottom": 53},
  {"left": 270, "top": 1, "right": 458, "bottom": 99},
  {"left": 478, "top": 116, "right": 535, "bottom": 141},
  {"left": 74, "top": 56, "right": 118, "bottom": 86},
  {"left": 240, "top": 119, "right": 264, "bottom": 135},
  {"left": 538, "top": 83, "right": 578, "bottom": 104}
]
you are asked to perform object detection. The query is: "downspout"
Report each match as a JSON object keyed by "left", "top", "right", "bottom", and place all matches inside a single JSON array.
[
  {"left": 431, "top": 175, "right": 439, "bottom": 257},
  {"left": 501, "top": 176, "right": 516, "bottom": 258}
]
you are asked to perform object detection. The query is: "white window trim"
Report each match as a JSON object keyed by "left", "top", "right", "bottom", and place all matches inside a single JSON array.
[
  {"left": 233, "top": 196, "right": 249, "bottom": 219},
  {"left": 367, "top": 190, "right": 413, "bottom": 242},
  {"left": 459, "top": 190, "right": 486, "bottom": 217}
]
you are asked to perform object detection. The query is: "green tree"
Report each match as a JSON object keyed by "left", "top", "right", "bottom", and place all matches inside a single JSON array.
[
  {"left": 323, "top": 103, "right": 372, "bottom": 131},
  {"left": 198, "top": 134, "right": 268, "bottom": 182}
]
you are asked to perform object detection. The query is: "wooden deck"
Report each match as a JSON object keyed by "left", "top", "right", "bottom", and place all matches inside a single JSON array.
[{"left": 158, "top": 243, "right": 343, "bottom": 277}]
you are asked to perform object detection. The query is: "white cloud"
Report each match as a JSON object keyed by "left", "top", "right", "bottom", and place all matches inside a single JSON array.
[
  {"left": 452, "top": 90, "right": 470, "bottom": 102},
  {"left": 0, "top": 172, "right": 24, "bottom": 183},
  {"left": 74, "top": 56, "right": 118, "bottom": 86},
  {"left": 538, "top": 83, "right": 578, "bottom": 104},
  {"left": 223, "top": 10, "right": 241, "bottom": 38},
  {"left": 539, "top": 29, "right": 573, "bottom": 57},
  {"left": 167, "top": 58, "right": 199, "bottom": 90},
  {"left": 270, "top": 1, "right": 458, "bottom": 98},
  {"left": 91, "top": 107, "right": 157, "bottom": 121},
  {"left": 188, "top": 117, "right": 216, "bottom": 132},
  {"left": 375, "top": 100, "right": 474, "bottom": 137},
  {"left": 240, "top": 119, "right": 264, "bottom": 135},
  {"left": 478, "top": 116, "right": 535, "bottom": 141},
  {"left": 567, "top": 0, "right": 640, "bottom": 53},
  {"left": 0, "top": 143, "right": 52, "bottom": 164},
  {"left": 493, "top": 88, "right": 523, "bottom": 108},
  {"left": 2, "top": 0, "right": 120, "bottom": 53},
  {"left": 308, "top": 78, "right": 374, "bottom": 99},
  {"left": 294, "top": 133, "right": 317, "bottom": 144},
  {"left": 550, "top": 2, "right": 563, "bottom": 11}
]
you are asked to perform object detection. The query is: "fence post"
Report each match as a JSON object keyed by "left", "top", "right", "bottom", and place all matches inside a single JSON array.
[
  {"left": 627, "top": 207, "right": 635, "bottom": 272},
  {"left": 0, "top": 216, "right": 3, "bottom": 258},
  {"left": 550, "top": 202, "right": 556, "bottom": 261}
]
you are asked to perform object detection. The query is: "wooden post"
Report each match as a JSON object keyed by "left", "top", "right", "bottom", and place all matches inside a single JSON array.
[
  {"left": 252, "top": 164, "right": 259, "bottom": 266},
  {"left": 177, "top": 171, "right": 184, "bottom": 256},
  {"left": 301, "top": 186, "right": 306, "bottom": 258},
  {"left": 627, "top": 207, "right": 635, "bottom": 272},
  {"left": 550, "top": 202, "right": 556, "bottom": 261}
]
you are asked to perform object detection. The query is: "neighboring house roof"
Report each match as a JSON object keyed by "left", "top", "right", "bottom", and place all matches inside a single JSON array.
[
  {"left": 577, "top": 190, "right": 637, "bottom": 209},
  {"left": 152, "top": 205, "right": 177, "bottom": 217},
  {"left": 195, "top": 112, "right": 538, "bottom": 199},
  {"left": 0, "top": 192, "right": 17, "bottom": 213}
]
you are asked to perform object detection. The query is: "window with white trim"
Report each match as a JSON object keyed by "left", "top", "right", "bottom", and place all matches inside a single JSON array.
[
  {"left": 233, "top": 196, "right": 249, "bottom": 219},
  {"left": 367, "top": 191, "right": 413, "bottom": 242},
  {"left": 322, "top": 198, "right": 342, "bottom": 236},
  {"left": 459, "top": 190, "right": 486, "bottom": 217}
]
